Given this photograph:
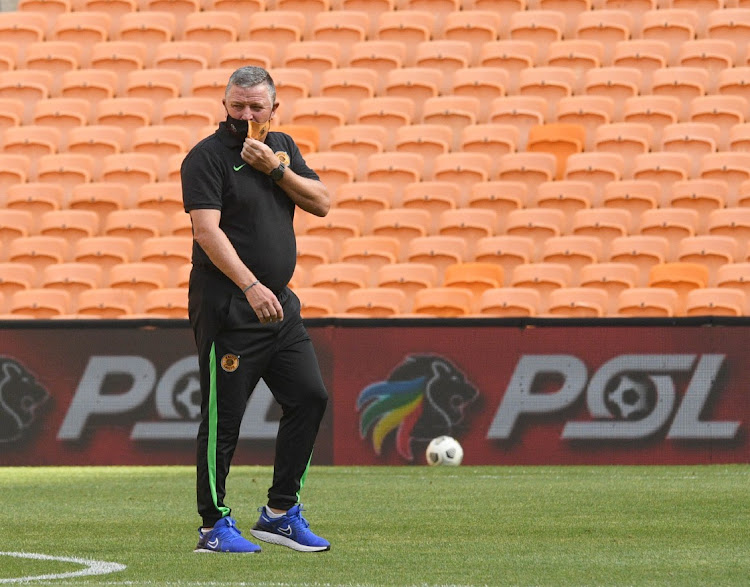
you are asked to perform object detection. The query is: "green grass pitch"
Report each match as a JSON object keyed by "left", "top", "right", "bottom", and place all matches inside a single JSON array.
[{"left": 1, "top": 465, "right": 747, "bottom": 586}]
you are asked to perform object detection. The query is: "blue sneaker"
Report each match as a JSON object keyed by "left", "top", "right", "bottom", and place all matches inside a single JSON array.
[
  {"left": 194, "top": 516, "right": 261, "bottom": 553},
  {"left": 250, "top": 504, "right": 330, "bottom": 552}
]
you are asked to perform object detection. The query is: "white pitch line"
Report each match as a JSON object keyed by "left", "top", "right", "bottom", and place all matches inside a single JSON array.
[{"left": 0, "top": 552, "right": 126, "bottom": 584}]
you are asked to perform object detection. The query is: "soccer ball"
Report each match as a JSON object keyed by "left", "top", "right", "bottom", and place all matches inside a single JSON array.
[{"left": 425, "top": 435, "right": 463, "bottom": 466}]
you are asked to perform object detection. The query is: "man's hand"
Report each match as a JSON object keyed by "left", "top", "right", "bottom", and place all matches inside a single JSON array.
[
  {"left": 241, "top": 137, "right": 279, "bottom": 174},
  {"left": 245, "top": 281, "right": 284, "bottom": 323}
]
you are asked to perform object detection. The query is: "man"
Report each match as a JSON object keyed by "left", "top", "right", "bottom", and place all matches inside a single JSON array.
[{"left": 181, "top": 66, "right": 331, "bottom": 553}]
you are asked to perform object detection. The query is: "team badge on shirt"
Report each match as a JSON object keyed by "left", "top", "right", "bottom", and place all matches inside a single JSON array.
[
  {"left": 221, "top": 354, "right": 240, "bottom": 372},
  {"left": 275, "top": 151, "right": 290, "bottom": 166}
]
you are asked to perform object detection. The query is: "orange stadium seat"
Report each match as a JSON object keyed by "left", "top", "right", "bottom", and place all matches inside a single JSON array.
[
  {"left": 414, "top": 40, "right": 473, "bottom": 94},
  {"left": 247, "top": 10, "right": 305, "bottom": 48},
  {"left": 377, "top": 262, "right": 439, "bottom": 310},
  {"left": 66, "top": 125, "right": 126, "bottom": 179},
  {"left": 432, "top": 153, "right": 492, "bottom": 197},
  {"left": 473, "top": 236, "right": 535, "bottom": 285},
  {"left": 135, "top": 181, "right": 186, "bottom": 219},
  {"left": 579, "top": 261, "right": 639, "bottom": 315},
  {"left": 17, "top": 0, "right": 72, "bottom": 34},
  {"left": 0, "top": 263, "right": 35, "bottom": 311},
  {"left": 124, "top": 69, "right": 181, "bottom": 120},
  {"left": 5, "top": 183, "right": 65, "bottom": 231},
  {"left": 498, "top": 152, "right": 557, "bottom": 199},
  {"left": 89, "top": 41, "right": 147, "bottom": 94},
  {"left": 706, "top": 8, "right": 750, "bottom": 66},
  {"left": 305, "top": 151, "right": 357, "bottom": 195},
  {"left": 142, "top": 287, "right": 190, "bottom": 318},
  {"left": 460, "top": 124, "right": 520, "bottom": 178},
  {"left": 0, "top": 210, "right": 33, "bottom": 255},
  {"left": 716, "top": 262, "right": 750, "bottom": 308},
  {"left": 8, "top": 236, "right": 69, "bottom": 282},
  {"left": 0, "top": 153, "right": 29, "bottom": 196},
  {"left": 571, "top": 208, "right": 630, "bottom": 259},
  {"left": 100, "top": 153, "right": 159, "bottom": 204},
  {"left": 478, "top": 39, "right": 537, "bottom": 96},
  {"left": 612, "top": 39, "right": 669, "bottom": 93},
  {"left": 547, "top": 39, "right": 604, "bottom": 94},
  {"left": 292, "top": 287, "right": 337, "bottom": 318},
  {"left": 139, "top": 236, "right": 192, "bottom": 285},
  {"left": 407, "top": 235, "right": 468, "bottom": 280},
  {"left": 32, "top": 98, "right": 89, "bottom": 149},
  {"left": 95, "top": 98, "right": 153, "bottom": 149},
  {"left": 304, "top": 208, "right": 365, "bottom": 250},
  {"left": 383, "top": 67, "right": 441, "bottom": 122},
  {"left": 152, "top": 41, "right": 211, "bottom": 95},
  {"left": 328, "top": 125, "right": 386, "bottom": 180},
  {"left": 372, "top": 208, "right": 432, "bottom": 255},
  {"left": 547, "top": 286, "right": 609, "bottom": 318},
  {"left": 690, "top": 94, "right": 746, "bottom": 152},
  {"left": 574, "top": 9, "right": 632, "bottom": 66},
  {"left": 555, "top": 95, "right": 615, "bottom": 152},
  {"left": 668, "top": 178, "right": 728, "bottom": 232},
  {"left": 511, "top": 262, "right": 573, "bottom": 313},
  {"left": 109, "top": 262, "right": 169, "bottom": 311},
  {"left": 343, "top": 0, "right": 394, "bottom": 37},
  {"left": 103, "top": 209, "right": 163, "bottom": 258},
  {"left": 677, "top": 235, "right": 738, "bottom": 287},
  {"left": 216, "top": 42, "right": 273, "bottom": 70},
  {"left": 2, "top": 126, "right": 60, "bottom": 181},
  {"left": 402, "top": 181, "right": 460, "bottom": 232},
  {"left": 639, "top": 208, "right": 700, "bottom": 262},
  {"left": 276, "top": 0, "right": 330, "bottom": 38},
  {"left": 527, "top": 123, "right": 585, "bottom": 180},
  {"left": 489, "top": 96, "right": 546, "bottom": 151},
  {"left": 509, "top": 10, "right": 565, "bottom": 63},
  {"left": 50, "top": 11, "right": 111, "bottom": 67},
  {"left": 609, "top": 235, "right": 670, "bottom": 287},
  {"left": 73, "top": 236, "right": 134, "bottom": 280},
  {"left": 344, "top": 287, "right": 407, "bottom": 318},
  {"left": 437, "top": 208, "right": 496, "bottom": 258},
  {"left": 662, "top": 122, "right": 720, "bottom": 177},
  {"left": 602, "top": 180, "right": 660, "bottom": 232},
  {"left": 393, "top": 124, "right": 451, "bottom": 181},
  {"left": 142, "top": 0, "right": 199, "bottom": 38},
  {"left": 347, "top": 40, "right": 405, "bottom": 94},
  {"left": 679, "top": 39, "right": 737, "bottom": 95},
  {"left": 365, "top": 153, "right": 424, "bottom": 200},
  {"left": 183, "top": 11, "right": 240, "bottom": 63},
  {"left": 505, "top": 208, "right": 566, "bottom": 261},
  {"left": 36, "top": 153, "right": 94, "bottom": 197},
  {"left": 584, "top": 67, "right": 642, "bottom": 121},
  {"left": 290, "top": 97, "right": 348, "bottom": 150},
  {"left": 623, "top": 95, "right": 682, "bottom": 148},
  {"left": 312, "top": 10, "right": 368, "bottom": 58},
  {"left": 340, "top": 236, "right": 400, "bottom": 279},
  {"left": 69, "top": 182, "right": 128, "bottom": 227},
  {"left": 11, "top": 288, "right": 71, "bottom": 318},
  {"left": 541, "top": 235, "right": 603, "bottom": 283},
  {"left": 38, "top": 209, "right": 99, "bottom": 246},
  {"left": 0, "top": 70, "right": 53, "bottom": 126},
  {"left": 519, "top": 66, "right": 576, "bottom": 122},
  {"left": 335, "top": 182, "right": 392, "bottom": 233},
  {"left": 686, "top": 287, "right": 746, "bottom": 317},
  {"left": 652, "top": 67, "right": 710, "bottom": 122},
  {"left": 444, "top": 10, "right": 501, "bottom": 65},
  {"left": 477, "top": 286, "right": 542, "bottom": 317},
  {"left": 700, "top": 152, "right": 750, "bottom": 198},
  {"left": 413, "top": 286, "right": 473, "bottom": 317},
  {"left": 564, "top": 152, "right": 625, "bottom": 205},
  {"left": 642, "top": 9, "right": 698, "bottom": 66},
  {"left": 0, "top": 98, "right": 23, "bottom": 134},
  {"left": 295, "top": 235, "right": 335, "bottom": 275},
  {"left": 648, "top": 262, "right": 709, "bottom": 315},
  {"left": 309, "top": 262, "right": 370, "bottom": 312},
  {"left": 616, "top": 287, "right": 679, "bottom": 317},
  {"left": 282, "top": 41, "right": 340, "bottom": 96},
  {"left": 41, "top": 262, "right": 102, "bottom": 311},
  {"left": 160, "top": 97, "right": 217, "bottom": 144},
  {"left": 443, "top": 262, "right": 504, "bottom": 306},
  {"left": 707, "top": 207, "right": 750, "bottom": 260},
  {"left": 594, "top": 123, "right": 654, "bottom": 180},
  {"left": 75, "top": 287, "right": 135, "bottom": 317},
  {"left": 376, "top": 11, "right": 433, "bottom": 67},
  {"left": 60, "top": 69, "right": 117, "bottom": 121},
  {"left": 23, "top": 41, "right": 81, "bottom": 95},
  {"left": 473, "top": 0, "right": 526, "bottom": 38},
  {"left": 0, "top": 12, "right": 44, "bottom": 64}
]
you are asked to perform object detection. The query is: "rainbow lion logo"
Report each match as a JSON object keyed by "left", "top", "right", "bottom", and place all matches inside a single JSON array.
[{"left": 357, "top": 355, "right": 479, "bottom": 461}]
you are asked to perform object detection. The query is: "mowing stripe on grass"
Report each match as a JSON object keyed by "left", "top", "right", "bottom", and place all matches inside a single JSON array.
[{"left": 0, "top": 552, "right": 125, "bottom": 584}]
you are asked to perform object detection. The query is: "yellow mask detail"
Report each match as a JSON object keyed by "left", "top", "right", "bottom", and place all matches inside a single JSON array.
[{"left": 248, "top": 120, "right": 271, "bottom": 142}]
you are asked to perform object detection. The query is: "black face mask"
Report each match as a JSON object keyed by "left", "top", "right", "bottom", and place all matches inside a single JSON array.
[
  {"left": 225, "top": 114, "right": 249, "bottom": 138},
  {"left": 225, "top": 114, "right": 271, "bottom": 142}
]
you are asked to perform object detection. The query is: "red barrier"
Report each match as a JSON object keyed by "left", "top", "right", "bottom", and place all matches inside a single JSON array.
[{"left": 0, "top": 320, "right": 746, "bottom": 466}]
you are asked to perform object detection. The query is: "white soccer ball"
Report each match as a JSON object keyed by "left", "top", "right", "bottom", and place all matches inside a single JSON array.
[{"left": 425, "top": 435, "right": 464, "bottom": 466}]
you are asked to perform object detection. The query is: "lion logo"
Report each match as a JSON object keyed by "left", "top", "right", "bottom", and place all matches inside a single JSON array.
[
  {"left": 0, "top": 358, "right": 51, "bottom": 443},
  {"left": 357, "top": 355, "right": 479, "bottom": 461}
]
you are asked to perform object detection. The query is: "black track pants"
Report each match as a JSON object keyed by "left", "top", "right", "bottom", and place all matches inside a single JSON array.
[{"left": 190, "top": 278, "right": 328, "bottom": 527}]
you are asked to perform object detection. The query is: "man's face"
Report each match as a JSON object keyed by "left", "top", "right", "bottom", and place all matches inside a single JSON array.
[{"left": 223, "top": 83, "right": 278, "bottom": 123}]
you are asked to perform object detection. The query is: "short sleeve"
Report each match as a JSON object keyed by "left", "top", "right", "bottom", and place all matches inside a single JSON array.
[{"left": 181, "top": 144, "right": 226, "bottom": 212}]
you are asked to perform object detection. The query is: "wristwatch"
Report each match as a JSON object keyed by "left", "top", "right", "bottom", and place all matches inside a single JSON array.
[{"left": 270, "top": 162, "right": 286, "bottom": 181}]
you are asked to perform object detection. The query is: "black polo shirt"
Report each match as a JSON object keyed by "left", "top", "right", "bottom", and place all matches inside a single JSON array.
[{"left": 181, "top": 123, "right": 320, "bottom": 294}]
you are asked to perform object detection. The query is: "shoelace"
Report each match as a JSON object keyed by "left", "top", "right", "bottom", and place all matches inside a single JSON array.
[{"left": 287, "top": 507, "right": 311, "bottom": 530}]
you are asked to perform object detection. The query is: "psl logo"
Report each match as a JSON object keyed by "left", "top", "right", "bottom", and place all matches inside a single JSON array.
[
  {"left": 488, "top": 354, "right": 741, "bottom": 441},
  {"left": 357, "top": 355, "right": 479, "bottom": 461},
  {"left": 0, "top": 357, "right": 50, "bottom": 443}
]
